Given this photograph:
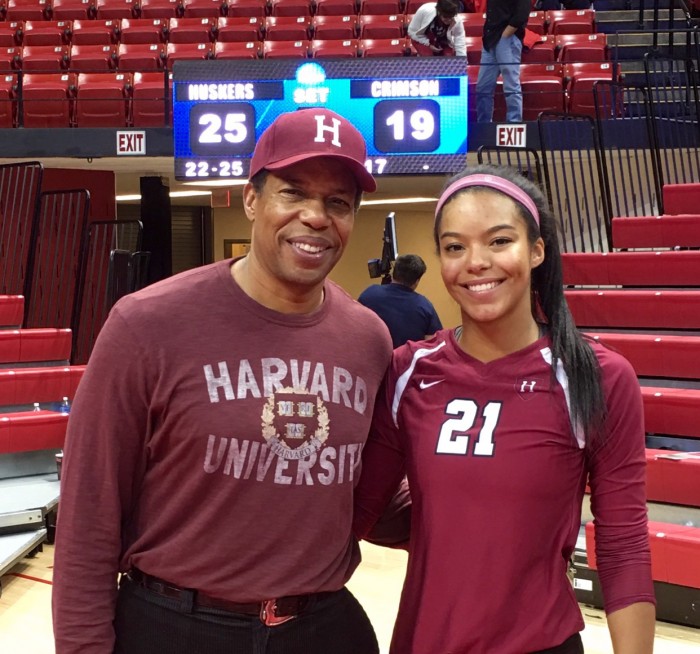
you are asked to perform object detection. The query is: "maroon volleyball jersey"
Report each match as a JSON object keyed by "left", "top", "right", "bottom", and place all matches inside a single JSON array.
[{"left": 354, "top": 329, "right": 654, "bottom": 654}]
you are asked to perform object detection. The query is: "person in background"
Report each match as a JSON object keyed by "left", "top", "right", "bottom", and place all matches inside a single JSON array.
[
  {"left": 408, "top": 0, "right": 467, "bottom": 57},
  {"left": 358, "top": 253, "right": 443, "bottom": 348},
  {"left": 476, "top": 0, "right": 531, "bottom": 123},
  {"left": 52, "top": 108, "right": 394, "bottom": 654},
  {"left": 354, "top": 164, "right": 656, "bottom": 654}
]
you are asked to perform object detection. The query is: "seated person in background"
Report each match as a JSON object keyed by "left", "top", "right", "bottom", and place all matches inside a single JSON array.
[
  {"left": 358, "top": 253, "right": 443, "bottom": 348},
  {"left": 408, "top": 0, "right": 467, "bottom": 57}
]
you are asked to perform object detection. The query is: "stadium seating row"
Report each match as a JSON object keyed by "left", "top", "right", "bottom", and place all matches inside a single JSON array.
[
  {"left": 0, "top": 35, "right": 611, "bottom": 75},
  {"left": 0, "top": 62, "right": 617, "bottom": 129},
  {"left": 0, "top": 15, "right": 603, "bottom": 48},
  {"left": 0, "top": 0, "right": 595, "bottom": 25}
]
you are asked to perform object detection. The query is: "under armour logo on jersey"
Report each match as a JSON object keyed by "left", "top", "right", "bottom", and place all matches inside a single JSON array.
[
  {"left": 520, "top": 380, "right": 537, "bottom": 393},
  {"left": 314, "top": 115, "right": 342, "bottom": 147}
]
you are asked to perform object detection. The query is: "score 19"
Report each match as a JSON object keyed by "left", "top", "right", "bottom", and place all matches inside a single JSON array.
[{"left": 373, "top": 99, "right": 441, "bottom": 153}]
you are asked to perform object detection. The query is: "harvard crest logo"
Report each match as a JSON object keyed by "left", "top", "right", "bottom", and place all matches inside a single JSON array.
[{"left": 261, "top": 387, "right": 330, "bottom": 460}]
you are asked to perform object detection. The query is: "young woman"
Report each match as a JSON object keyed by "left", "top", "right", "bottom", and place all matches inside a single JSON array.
[{"left": 353, "top": 164, "right": 656, "bottom": 654}]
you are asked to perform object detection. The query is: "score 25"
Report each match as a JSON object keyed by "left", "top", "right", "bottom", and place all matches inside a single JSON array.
[
  {"left": 189, "top": 103, "right": 256, "bottom": 157},
  {"left": 373, "top": 99, "right": 441, "bottom": 153}
]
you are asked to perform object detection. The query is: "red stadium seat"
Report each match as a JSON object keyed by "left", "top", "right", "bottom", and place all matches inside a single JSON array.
[
  {"left": 74, "top": 71, "right": 130, "bottom": 126},
  {"left": 459, "top": 12, "right": 485, "bottom": 37},
  {"left": 311, "top": 15, "right": 357, "bottom": 40},
  {"left": 268, "top": 0, "right": 311, "bottom": 16},
  {"left": 214, "top": 16, "right": 262, "bottom": 41},
  {"left": 20, "top": 44, "right": 71, "bottom": 71},
  {"left": 464, "top": 35, "right": 481, "bottom": 64},
  {"left": 5, "top": 0, "right": 52, "bottom": 21},
  {"left": 51, "top": 0, "right": 94, "bottom": 18},
  {"left": 139, "top": 0, "right": 183, "bottom": 17},
  {"left": 526, "top": 10, "right": 546, "bottom": 35},
  {"left": 120, "top": 18, "right": 168, "bottom": 43},
  {"left": 167, "top": 16, "right": 216, "bottom": 42},
  {"left": 20, "top": 73, "right": 75, "bottom": 127},
  {"left": 403, "top": 0, "right": 424, "bottom": 12},
  {"left": 116, "top": 41, "right": 166, "bottom": 69},
  {"left": 95, "top": 0, "right": 137, "bottom": 18},
  {"left": 165, "top": 40, "right": 212, "bottom": 66},
  {"left": 22, "top": 20, "right": 72, "bottom": 46},
  {"left": 225, "top": 0, "right": 267, "bottom": 17},
  {"left": 359, "top": 0, "right": 401, "bottom": 15},
  {"left": 564, "top": 61, "right": 617, "bottom": 116},
  {"left": 358, "top": 36, "right": 409, "bottom": 57},
  {"left": 71, "top": 18, "right": 121, "bottom": 44},
  {"left": 309, "top": 37, "right": 358, "bottom": 58},
  {"left": 182, "top": 0, "right": 226, "bottom": 16},
  {"left": 131, "top": 69, "right": 170, "bottom": 125},
  {"left": 546, "top": 9, "right": 595, "bottom": 35},
  {"left": 0, "top": 22, "right": 23, "bottom": 47},
  {"left": 212, "top": 39, "right": 260, "bottom": 57},
  {"left": 262, "top": 39, "right": 309, "bottom": 58},
  {"left": 69, "top": 43, "right": 118, "bottom": 70},
  {"left": 0, "top": 47, "right": 22, "bottom": 71},
  {"left": 520, "top": 62, "right": 565, "bottom": 120},
  {"left": 555, "top": 33, "right": 607, "bottom": 63},
  {"left": 263, "top": 16, "right": 312, "bottom": 42},
  {"left": 358, "top": 13, "right": 404, "bottom": 39},
  {"left": 0, "top": 73, "right": 17, "bottom": 127},
  {"left": 521, "top": 34, "right": 556, "bottom": 63},
  {"left": 313, "top": 0, "right": 357, "bottom": 16}
]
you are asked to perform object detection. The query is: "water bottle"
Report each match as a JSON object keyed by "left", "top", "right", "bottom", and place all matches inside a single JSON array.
[
  {"left": 59, "top": 397, "right": 71, "bottom": 415},
  {"left": 32, "top": 402, "right": 41, "bottom": 412}
]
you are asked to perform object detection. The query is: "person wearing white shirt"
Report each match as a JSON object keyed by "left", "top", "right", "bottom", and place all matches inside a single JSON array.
[{"left": 408, "top": 0, "right": 467, "bottom": 57}]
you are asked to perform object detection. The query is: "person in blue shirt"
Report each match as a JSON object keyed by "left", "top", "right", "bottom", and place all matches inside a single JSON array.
[{"left": 358, "top": 254, "right": 443, "bottom": 348}]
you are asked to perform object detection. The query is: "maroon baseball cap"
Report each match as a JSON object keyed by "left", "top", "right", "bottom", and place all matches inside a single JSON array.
[{"left": 249, "top": 108, "right": 376, "bottom": 193}]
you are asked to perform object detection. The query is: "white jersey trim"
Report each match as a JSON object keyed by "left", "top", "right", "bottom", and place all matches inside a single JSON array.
[
  {"left": 540, "top": 347, "right": 585, "bottom": 449},
  {"left": 392, "top": 340, "right": 447, "bottom": 427}
]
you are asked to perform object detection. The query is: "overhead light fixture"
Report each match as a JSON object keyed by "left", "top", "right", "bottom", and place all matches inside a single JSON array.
[
  {"left": 116, "top": 190, "right": 213, "bottom": 202},
  {"left": 360, "top": 197, "right": 437, "bottom": 206}
]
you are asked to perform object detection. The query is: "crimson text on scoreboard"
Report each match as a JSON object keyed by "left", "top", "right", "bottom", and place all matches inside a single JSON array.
[{"left": 172, "top": 57, "right": 468, "bottom": 180}]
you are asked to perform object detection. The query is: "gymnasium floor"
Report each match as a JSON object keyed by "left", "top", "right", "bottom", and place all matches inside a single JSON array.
[{"left": 2, "top": 541, "right": 699, "bottom": 653}]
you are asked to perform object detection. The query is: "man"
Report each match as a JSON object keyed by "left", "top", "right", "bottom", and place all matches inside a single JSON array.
[
  {"left": 407, "top": 0, "right": 467, "bottom": 57},
  {"left": 52, "top": 108, "right": 393, "bottom": 654},
  {"left": 358, "top": 253, "right": 443, "bottom": 348},
  {"left": 475, "top": 0, "right": 531, "bottom": 123}
]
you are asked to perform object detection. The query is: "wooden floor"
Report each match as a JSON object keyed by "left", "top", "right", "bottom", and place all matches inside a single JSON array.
[{"left": 2, "top": 541, "right": 700, "bottom": 653}]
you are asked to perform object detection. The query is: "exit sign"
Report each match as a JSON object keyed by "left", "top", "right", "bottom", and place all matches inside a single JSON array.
[
  {"left": 116, "top": 131, "right": 146, "bottom": 155},
  {"left": 496, "top": 124, "right": 526, "bottom": 148}
]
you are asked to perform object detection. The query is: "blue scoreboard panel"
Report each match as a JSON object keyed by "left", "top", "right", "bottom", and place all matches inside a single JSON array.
[{"left": 172, "top": 58, "right": 468, "bottom": 181}]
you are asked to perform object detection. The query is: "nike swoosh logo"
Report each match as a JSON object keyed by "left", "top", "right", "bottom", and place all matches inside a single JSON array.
[{"left": 419, "top": 379, "right": 444, "bottom": 390}]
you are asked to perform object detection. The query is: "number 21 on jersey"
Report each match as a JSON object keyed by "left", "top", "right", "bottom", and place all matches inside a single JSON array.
[{"left": 435, "top": 399, "right": 502, "bottom": 456}]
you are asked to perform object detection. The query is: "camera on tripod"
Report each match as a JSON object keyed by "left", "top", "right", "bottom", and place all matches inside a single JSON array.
[{"left": 367, "top": 212, "right": 398, "bottom": 284}]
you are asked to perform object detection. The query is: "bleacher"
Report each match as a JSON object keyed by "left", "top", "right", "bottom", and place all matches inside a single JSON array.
[
  {"left": 562, "top": 182, "right": 700, "bottom": 627},
  {"left": 0, "top": 292, "right": 84, "bottom": 586}
]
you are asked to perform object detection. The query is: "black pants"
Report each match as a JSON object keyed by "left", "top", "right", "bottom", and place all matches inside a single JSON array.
[
  {"left": 113, "top": 575, "right": 379, "bottom": 654},
  {"left": 532, "top": 633, "right": 584, "bottom": 654}
]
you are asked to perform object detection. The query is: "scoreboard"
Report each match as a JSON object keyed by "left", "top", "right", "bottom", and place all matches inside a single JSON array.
[{"left": 172, "top": 57, "right": 468, "bottom": 181}]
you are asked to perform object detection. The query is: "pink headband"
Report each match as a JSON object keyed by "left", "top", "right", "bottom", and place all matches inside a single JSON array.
[{"left": 434, "top": 174, "right": 540, "bottom": 226}]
